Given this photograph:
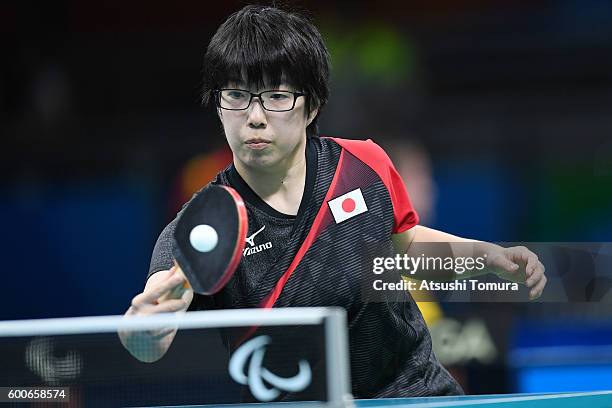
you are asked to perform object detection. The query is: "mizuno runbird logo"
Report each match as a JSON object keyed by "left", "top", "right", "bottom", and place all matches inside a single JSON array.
[
  {"left": 228, "top": 335, "right": 312, "bottom": 402},
  {"left": 246, "top": 225, "right": 265, "bottom": 247}
]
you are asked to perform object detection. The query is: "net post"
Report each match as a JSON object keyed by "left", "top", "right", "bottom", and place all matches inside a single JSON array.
[{"left": 324, "top": 307, "right": 354, "bottom": 408}]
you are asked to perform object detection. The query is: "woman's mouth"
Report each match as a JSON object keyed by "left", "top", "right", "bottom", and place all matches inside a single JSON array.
[{"left": 245, "top": 138, "right": 271, "bottom": 149}]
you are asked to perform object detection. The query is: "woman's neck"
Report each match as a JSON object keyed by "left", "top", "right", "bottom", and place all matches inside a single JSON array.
[{"left": 234, "top": 138, "right": 307, "bottom": 215}]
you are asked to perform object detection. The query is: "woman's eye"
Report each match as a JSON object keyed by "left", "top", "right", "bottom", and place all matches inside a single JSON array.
[{"left": 228, "top": 91, "right": 246, "bottom": 99}]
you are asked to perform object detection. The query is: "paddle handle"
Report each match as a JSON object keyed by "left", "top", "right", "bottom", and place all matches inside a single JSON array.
[{"left": 160, "top": 261, "right": 192, "bottom": 301}]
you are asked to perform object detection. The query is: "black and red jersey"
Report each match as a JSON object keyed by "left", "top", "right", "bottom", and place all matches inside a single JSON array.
[{"left": 149, "top": 136, "right": 463, "bottom": 398}]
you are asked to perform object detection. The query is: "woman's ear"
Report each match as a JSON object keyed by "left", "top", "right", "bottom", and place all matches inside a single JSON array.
[{"left": 306, "top": 107, "right": 319, "bottom": 127}]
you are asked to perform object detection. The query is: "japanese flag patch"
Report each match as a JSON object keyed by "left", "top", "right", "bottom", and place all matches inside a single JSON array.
[{"left": 328, "top": 188, "right": 368, "bottom": 224}]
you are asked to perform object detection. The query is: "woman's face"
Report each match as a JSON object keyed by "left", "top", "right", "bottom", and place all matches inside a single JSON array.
[{"left": 218, "top": 82, "right": 316, "bottom": 170}]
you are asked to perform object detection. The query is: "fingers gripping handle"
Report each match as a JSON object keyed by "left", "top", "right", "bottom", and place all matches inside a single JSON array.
[{"left": 160, "top": 262, "right": 192, "bottom": 302}]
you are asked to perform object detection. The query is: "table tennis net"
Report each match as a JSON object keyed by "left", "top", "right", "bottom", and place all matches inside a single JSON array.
[{"left": 0, "top": 308, "right": 350, "bottom": 408}]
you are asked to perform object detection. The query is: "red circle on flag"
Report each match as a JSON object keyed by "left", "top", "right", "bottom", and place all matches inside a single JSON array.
[{"left": 342, "top": 197, "right": 356, "bottom": 213}]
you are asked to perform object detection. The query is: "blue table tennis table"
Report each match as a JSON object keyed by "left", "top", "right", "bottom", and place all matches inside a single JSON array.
[
  {"left": 147, "top": 391, "right": 612, "bottom": 408},
  {"left": 354, "top": 391, "right": 612, "bottom": 407}
]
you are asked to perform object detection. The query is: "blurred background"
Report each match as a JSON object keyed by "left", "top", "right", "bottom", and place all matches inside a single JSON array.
[{"left": 2, "top": 0, "right": 612, "bottom": 395}]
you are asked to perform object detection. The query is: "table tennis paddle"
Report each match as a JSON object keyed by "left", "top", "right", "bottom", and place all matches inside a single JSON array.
[{"left": 168, "top": 185, "right": 248, "bottom": 296}]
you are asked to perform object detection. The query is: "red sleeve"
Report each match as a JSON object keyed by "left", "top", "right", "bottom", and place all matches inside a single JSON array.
[{"left": 328, "top": 137, "right": 420, "bottom": 233}]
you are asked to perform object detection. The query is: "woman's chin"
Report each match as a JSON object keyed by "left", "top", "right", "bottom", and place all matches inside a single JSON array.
[{"left": 240, "top": 151, "right": 277, "bottom": 169}]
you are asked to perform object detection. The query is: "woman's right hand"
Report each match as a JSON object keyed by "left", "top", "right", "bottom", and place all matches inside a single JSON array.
[
  {"left": 127, "top": 265, "right": 193, "bottom": 317},
  {"left": 119, "top": 266, "right": 194, "bottom": 362}
]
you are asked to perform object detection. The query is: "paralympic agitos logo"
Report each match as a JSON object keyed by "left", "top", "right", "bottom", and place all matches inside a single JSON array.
[{"left": 228, "top": 335, "right": 312, "bottom": 401}]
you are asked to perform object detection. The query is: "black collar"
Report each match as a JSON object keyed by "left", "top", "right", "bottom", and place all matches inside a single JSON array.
[{"left": 227, "top": 137, "right": 318, "bottom": 220}]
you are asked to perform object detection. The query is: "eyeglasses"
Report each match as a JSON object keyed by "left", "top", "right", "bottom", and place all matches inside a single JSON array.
[{"left": 215, "top": 89, "right": 306, "bottom": 112}]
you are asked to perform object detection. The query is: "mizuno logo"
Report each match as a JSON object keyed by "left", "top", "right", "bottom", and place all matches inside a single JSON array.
[
  {"left": 244, "top": 225, "right": 273, "bottom": 257},
  {"left": 228, "top": 335, "right": 312, "bottom": 402}
]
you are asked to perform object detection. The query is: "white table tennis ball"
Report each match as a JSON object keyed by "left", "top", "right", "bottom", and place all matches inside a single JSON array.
[{"left": 189, "top": 224, "right": 218, "bottom": 253}]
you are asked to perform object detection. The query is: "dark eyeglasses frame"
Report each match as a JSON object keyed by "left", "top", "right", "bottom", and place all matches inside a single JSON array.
[{"left": 214, "top": 89, "right": 306, "bottom": 112}]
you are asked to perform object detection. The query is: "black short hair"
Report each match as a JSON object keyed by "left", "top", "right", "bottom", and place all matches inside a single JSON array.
[{"left": 201, "top": 4, "right": 331, "bottom": 136}]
